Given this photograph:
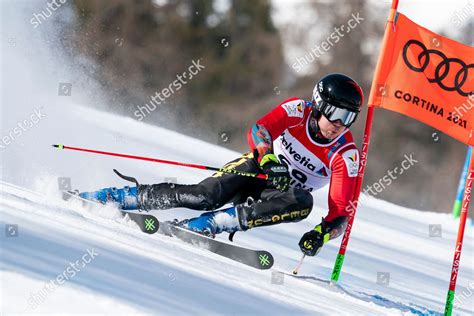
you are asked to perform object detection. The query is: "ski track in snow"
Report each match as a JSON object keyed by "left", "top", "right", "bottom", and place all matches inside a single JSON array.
[{"left": 0, "top": 105, "right": 473, "bottom": 315}]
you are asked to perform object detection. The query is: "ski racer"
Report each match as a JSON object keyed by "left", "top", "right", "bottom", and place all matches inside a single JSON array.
[{"left": 80, "top": 73, "right": 364, "bottom": 257}]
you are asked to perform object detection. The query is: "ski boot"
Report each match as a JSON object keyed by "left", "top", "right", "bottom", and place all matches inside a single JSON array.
[
  {"left": 175, "top": 206, "right": 245, "bottom": 238},
  {"left": 79, "top": 186, "right": 139, "bottom": 210}
]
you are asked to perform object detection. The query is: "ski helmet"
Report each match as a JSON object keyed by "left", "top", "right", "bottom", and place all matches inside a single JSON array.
[{"left": 311, "top": 73, "right": 364, "bottom": 127}]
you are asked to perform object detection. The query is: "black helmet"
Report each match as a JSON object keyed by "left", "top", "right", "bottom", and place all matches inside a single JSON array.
[{"left": 312, "top": 73, "right": 364, "bottom": 127}]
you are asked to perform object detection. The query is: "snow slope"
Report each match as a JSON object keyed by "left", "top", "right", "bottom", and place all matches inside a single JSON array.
[
  {"left": 1, "top": 1, "right": 473, "bottom": 314},
  {"left": 1, "top": 105, "right": 473, "bottom": 315}
]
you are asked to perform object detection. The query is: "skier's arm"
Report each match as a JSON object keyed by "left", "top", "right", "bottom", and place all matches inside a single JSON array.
[
  {"left": 299, "top": 216, "right": 348, "bottom": 256},
  {"left": 299, "top": 148, "right": 359, "bottom": 256},
  {"left": 247, "top": 122, "right": 291, "bottom": 192},
  {"left": 247, "top": 98, "right": 306, "bottom": 163},
  {"left": 324, "top": 148, "right": 359, "bottom": 239},
  {"left": 247, "top": 124, "right": 274, "bottom": 161}
]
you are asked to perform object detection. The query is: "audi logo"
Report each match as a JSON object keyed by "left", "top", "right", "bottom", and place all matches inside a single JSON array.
[{"left": 402, "top": 39, "right": 473, "bottom": 97}]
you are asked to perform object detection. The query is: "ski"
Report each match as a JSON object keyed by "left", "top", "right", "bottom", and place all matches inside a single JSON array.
[
  {"left": 61, "top": 190, "right": 159, "bottom": 234},
  {"left": 61, "top": 190, "right": 273, "bottom": 269},
  {"left": 158, "top": 221, "right": 274, "bottom": 270}
]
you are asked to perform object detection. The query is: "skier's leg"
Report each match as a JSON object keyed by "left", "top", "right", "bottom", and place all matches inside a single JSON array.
[
  {"left": 180, "top": 187, "right": 313, "bottom": 236},
  {"left": 138, "top": 152, "right": 260, "bottom": 210},
  {"left": 80, "top": 152, "right": 260, "bottom": 211},
  {"left": 237, "top": 188, "right": 314, "bottom": 229}
]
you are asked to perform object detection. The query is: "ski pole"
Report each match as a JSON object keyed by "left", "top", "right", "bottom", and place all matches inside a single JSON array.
[
  {"left": 52, "top": 144, "right": 268, "bottom": 180},
  {"left": 292, "top": 254, "right": 306, "bottom": 275}
]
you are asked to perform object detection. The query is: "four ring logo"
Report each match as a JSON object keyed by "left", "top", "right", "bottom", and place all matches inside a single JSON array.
[{"left": 402, "top": 39, "right": 473, "bottom": 97}]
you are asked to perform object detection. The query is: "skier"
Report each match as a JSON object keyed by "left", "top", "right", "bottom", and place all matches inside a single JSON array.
[{"left": 80, "top": 73, "right": 363, "bottom": 257}]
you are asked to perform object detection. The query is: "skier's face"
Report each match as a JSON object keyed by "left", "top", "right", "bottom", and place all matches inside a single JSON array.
[{"left": 317, "top": 114, "right": 346, "bottom": 140}]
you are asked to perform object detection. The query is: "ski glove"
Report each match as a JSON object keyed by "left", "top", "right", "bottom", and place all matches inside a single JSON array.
[
  {"left": 298, "top": 223, "right": 331, "bottom": 256},
  {"left": 259, "top": 153, "right": 291, "bottom": 192}
]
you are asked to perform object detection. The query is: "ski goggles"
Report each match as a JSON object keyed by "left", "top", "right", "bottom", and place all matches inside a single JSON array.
[{"left": 318, "top": 102, "right": 358, "bottom": 127}]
